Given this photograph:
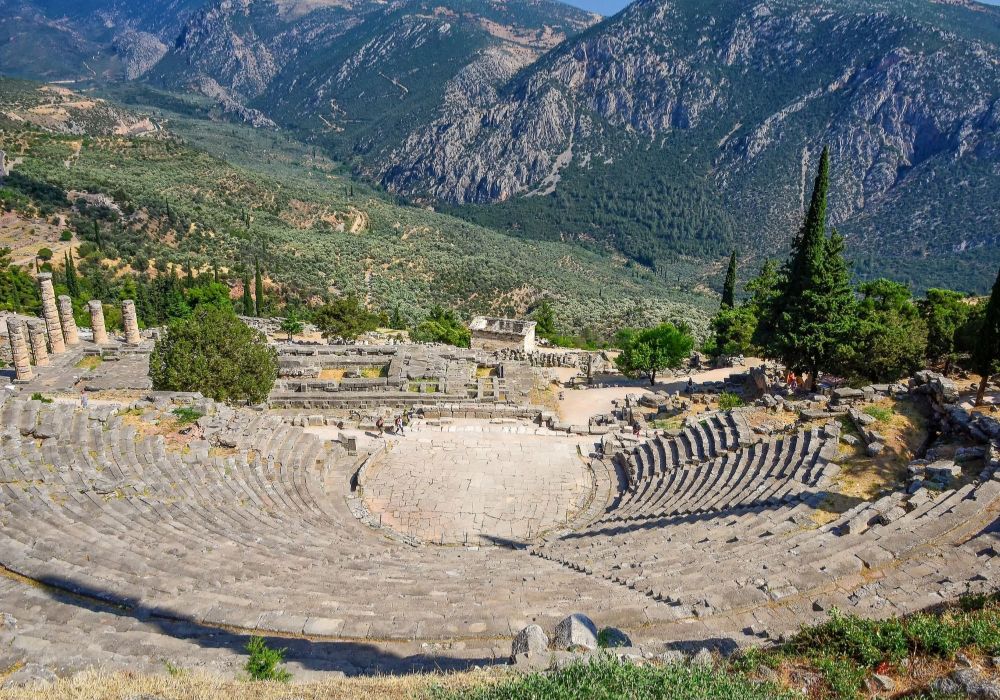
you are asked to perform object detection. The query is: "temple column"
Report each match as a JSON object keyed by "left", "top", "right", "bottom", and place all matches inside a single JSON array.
[
  {"left": 26, "top": 320, "right": 49, "bottom": 366},
  {"left": 122, "top": 300, "right": 141, "bottom": 345},
  {"left": 38, "top": 273, "right": 65, "bottom": 354},
  {"left": 57, "top": 295, "right": 79, "bottom": 346},
  {"left": 88, "top": 300, "right": 109, "bottom": 345},
  {"left": 6, "top": 318, "right": 33, "bottom": 382}
]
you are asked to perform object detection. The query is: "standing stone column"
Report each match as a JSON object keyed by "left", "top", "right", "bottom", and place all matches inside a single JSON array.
[
  {"left": 6, "top": 318, "right": 33, "bottom": 382},
  {"left": 122, "top": 300, "right": 141, "bottom": 345},
  {"left": 38, "top": 273, "right": 65, "bottom": 354},
  {"left": 57, "top": 295, "right": 79, "bottom": 346},
  {"left": 88, "top": 300, "right": 109, "bottom": 345},
  {"left": 26, "top": 321, "right": 50, "bottom": 367}
]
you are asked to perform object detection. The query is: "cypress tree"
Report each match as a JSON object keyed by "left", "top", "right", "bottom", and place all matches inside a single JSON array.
[
  {"left": 973, "top": 265, "right": 1000, "bottom": 406},
  {"left": 93, "top": 220, "right": 102, "bottom": 250},
  {"left": 65, "top": 251, "right": 80, "bottom": 298},
  {"left": 759, "top": 147, "right": 855, "bottom": 390},
  {"left": 254, "top": 257, "right": 264, "bottom": 317},
  {"left": 721, "top": 251, "right": 737, "bottom": 309},
  {"left": 242, "top": 272, "right": 254, "bottom": 317}
]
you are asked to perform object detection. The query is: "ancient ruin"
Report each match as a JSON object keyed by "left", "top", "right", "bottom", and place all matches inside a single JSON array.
[
  {"left": 1, "top": 310, "right": 997, "bottom": 681},
  {"left": 88, "top": 300, "right": 108, "bottom": 345},
  {"left": 470, "top": 316, "right": 537, "bottom": 352},
  {"left": 121, "top": 299, "right": 141, "bottom": 345},
  {"left": 56, "top": 295, "right": 79, "bottom": 346},
  {"left": 37, "top": 273, "right": 65, "bottom": 354}
]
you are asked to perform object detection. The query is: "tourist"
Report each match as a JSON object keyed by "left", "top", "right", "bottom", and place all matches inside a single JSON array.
[
  {"left": 395, "top": 416, "right": 405, "bottom": 437},
  {"left": 632, "top": 422, "right": 641, "bottom": 438},
  {"left": 686, "top": 377, "right": 694, "bottom": 394},
  {"left": 80, "top": 391, "right": 89, "bottom": 409},
  {"left": 376, "top": 416, "right": 385, "bottom": 438}
]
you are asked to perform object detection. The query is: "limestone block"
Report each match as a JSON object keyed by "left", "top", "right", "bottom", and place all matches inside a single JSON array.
[
  {"left": 553, "top": 613, "right": 598, "bottom": 651},
  {"left": 511, "top": 624, "right": 548, "bottom": 657}
]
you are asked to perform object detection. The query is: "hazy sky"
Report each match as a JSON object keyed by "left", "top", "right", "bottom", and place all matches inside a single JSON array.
[{"left": 566, "top": 0, "right": 1000, "bottom": 18}]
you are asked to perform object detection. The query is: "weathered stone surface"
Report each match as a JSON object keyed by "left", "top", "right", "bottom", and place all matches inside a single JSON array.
[
  {"left": 26, "top": 321, "right": 49, "bottom": 367},
  {"left": 1, "top": 663, "right": 56, "bottom": 690},
  {"left": 512, "top": 624, "right": 548, "bottom": 657},
  {"left": 553, "top": 613, "right": 599, "bottom": 651},
  {"left": 38, "top": 273, "right": 64, "bottom": 354},
  {"left": 57, "top": 295, "right": 79, "bottom": 346},
  {"left": 122, "top": 299, "right": 141, "bottom": 345},
  {"left": 5, "top": 318, "right": 33, "bottom": 381},
  {"left": 88, "top": 300, "right": 109, "bottom": 345},
  {"left": 866, "top": 441, "right": 885, "bottom": 457}
]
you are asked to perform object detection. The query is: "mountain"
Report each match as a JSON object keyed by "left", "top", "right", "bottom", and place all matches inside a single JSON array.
[
  {"left": 377, "top": 0, "right": 1000, "bottom": 292},
  {"left": 0, "top": 77, "right": 705, "bottom": 333}
]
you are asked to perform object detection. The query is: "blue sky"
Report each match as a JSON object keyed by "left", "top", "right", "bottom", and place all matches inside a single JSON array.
[{"left": 565, "top": 0, "right": 1000, "bottom": 17}]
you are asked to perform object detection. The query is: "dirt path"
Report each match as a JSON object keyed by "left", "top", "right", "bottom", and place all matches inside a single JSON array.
[{"left": 556, "top": 359, "right": 764, "bottom": 425}]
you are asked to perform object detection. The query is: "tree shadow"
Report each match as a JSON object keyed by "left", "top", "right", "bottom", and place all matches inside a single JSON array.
[{"left": 22, "top": 574, "right": 500, "bottom": 676}]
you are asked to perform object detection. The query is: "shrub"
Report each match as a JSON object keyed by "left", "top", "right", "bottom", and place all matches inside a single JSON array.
[
  {"left": 244, "top": 636, "right": 291, "bottom": 682},
  {"left": 37, "top": 247, "right": 53, "bottom": 261},
  {"left": 30, "top": 392, "right": 53, "bottom": 404},
  {"left": 60, "top": 230, "right": 73, "bottom": 242},
  {"left": 149, "top": 306, "right": 277, "bottom": 405},
  {"left": 717, "top": 392, "right": 744, "bottom": 410}
]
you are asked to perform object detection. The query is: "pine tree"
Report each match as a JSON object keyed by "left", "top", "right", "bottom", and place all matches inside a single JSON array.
[
  {"left": 721, "top": 251, "right": 737, "bottom": 309},
  {"left": 254, "top": 257, "right": 264, "bottom": 317},
  {"left": 758, "top": 147, "right": 855, "bottom": 390},
  {"left": 973, "top": 265, "right": 1000, "bottom": 406}
]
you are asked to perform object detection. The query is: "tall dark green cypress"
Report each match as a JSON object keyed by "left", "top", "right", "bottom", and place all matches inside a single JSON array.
[
  {"left": 721, "top": 251, "right": 737, "bottom": 309},
  {"left": 242, "top": 272, "right": 254, "bottom": 317},
  {"left": 973, "top": 265, "right": 1000, "bottom": 406},
  {"left": 93, "top": 220, "right": 102, "bottom": 250},
  {"left": 760, "top": 146, "right": 855, "bottom": 390},
  {"left": 64, "top": 251, "right": 80, "bottom": 298},
  {"left": 254, "top": 257, "right": 264, "bottom": 317}
]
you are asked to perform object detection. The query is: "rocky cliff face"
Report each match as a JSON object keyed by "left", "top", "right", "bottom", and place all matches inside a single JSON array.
[{"left": 378, "top": 0, "right": 1000, "bottom": 278}]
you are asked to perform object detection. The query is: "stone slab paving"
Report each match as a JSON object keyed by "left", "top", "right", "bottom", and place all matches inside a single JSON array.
[{"left": 362, "top": 432, "right": 594, "bottom": 544}]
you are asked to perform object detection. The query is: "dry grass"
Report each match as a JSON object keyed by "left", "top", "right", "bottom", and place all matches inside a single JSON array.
[
  {"left": 530, "top": 381, "right": 561, "bottom": 415},
  {"left": 318, "top": 368, "right": 347, "bottom": 381},
  {"left": 75, "top": 356, "right": 103, "bottom": 371},
  {"left": 833, "top": 399, "right": 926, "bottom": 501},
  {"left": 360, "top": 366, "right": 389, "bottom": 379},
  {"left": 476, "top": 366, "right": 498, "bottom": 379},
  {"left": 0, "top": 668, "right": 498, "bottom": 700}
]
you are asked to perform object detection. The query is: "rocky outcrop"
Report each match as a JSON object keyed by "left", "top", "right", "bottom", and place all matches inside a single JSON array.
[
  {"left": 113, "top": 30, "right": 168, "bottom": 80},
  {"left": 378, "top": 0, "right": 1000, "bottom": 268}
]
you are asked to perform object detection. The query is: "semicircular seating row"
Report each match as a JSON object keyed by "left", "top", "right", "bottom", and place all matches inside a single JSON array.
[
  {"left": 532, "top": 414, "right": 1000, "bottom": 624},
  {"left": 621, "top": 412, "right": 755, "bottom": 487},
  {"left": 0, "top": 398, "right": 659, "bottom": 643},
  {"left": 608, "top": 425, "right": 840, "bottom": 523}
]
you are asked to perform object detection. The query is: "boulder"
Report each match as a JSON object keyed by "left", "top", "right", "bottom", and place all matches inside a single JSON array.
[
  {"left": 553, "top": 613, "right": 599, "bottom": 651},
  {"left": 866, "top": 442, "right": 886, "bottom": 457},
  {"left": 926, "top": 460, "right": 961, "bottom": 482},
  {"left": 841, "top": 434, "right": 860, "bottom": 447},
  {"left": 512, "top": 624, "right": 549, "bottom": 657}
]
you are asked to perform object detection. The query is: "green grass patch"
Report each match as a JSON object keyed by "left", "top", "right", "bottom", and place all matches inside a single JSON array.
[
  {"left": 360, "top": 366, "right": 389, "bottom": 379},
  {"left": 244, "top": 636, "right": 291, "bottom": 683},
  {"left": 429, "top": 656, "right": 794, "bottom": 700},
  {"left": 862, "top": 404, "right": 894, "bottom": 423},
  {"left": 30, "top": 392, "right": 53, "bottom": 404},
  {"left": 170, "top": 407, "right": 204, "bottom": 425},
  {"left": 717, "top": 392, "right": 744, "bottom": 410}
]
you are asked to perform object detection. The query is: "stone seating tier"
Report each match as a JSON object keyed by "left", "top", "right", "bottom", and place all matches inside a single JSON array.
[{"left": 0, "top": 396, "right": 996, "bottom": 676}]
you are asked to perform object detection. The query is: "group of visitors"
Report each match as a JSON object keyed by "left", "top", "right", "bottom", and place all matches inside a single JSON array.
[{"left": 375, "top": 413, "right": 411, "bottom": 438}]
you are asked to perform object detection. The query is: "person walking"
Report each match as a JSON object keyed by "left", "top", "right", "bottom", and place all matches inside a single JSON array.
[
  {"left": 375, "top": 416, "right": 385, "bottom": 438},
  {"left": 394, "top": 415, "right": 405, "bottom": 437},
  {"left": 80, "top": 391, "right": 89, "bottom": 409}
]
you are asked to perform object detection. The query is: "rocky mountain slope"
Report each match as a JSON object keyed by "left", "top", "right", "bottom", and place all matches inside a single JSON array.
[{"left": 379, "top": 0, "right": 1000, "bottom": 291}]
